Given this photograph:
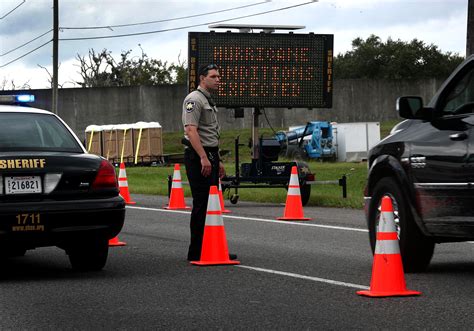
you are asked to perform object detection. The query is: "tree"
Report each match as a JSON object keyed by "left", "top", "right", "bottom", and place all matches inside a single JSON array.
[
  {"left": 169, "top": 51, "right": 187, "bottom": 84},
  {"left": 334, "top": 35, "right": 464, "bottom": 80},
  {"left": 75, "top": 46, "right": 187, "bottom": 87},
  {"left": 37, "top": 64, "right": 74, "bottom": 88},
  {"left": 1, "top": 77, "right": 30, "bottom": 90}
]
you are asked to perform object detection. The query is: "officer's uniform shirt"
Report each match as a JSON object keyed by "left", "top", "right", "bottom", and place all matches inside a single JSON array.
[{"left": 182, "top": 86, "right": 220, "bottom": 148}]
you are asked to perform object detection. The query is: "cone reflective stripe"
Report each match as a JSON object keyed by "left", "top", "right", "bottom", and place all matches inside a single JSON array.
[
  {"left": 191, "top": 186, "right": 240, "bottom": 266},
  {"left": 164, "top": 164, "right": 191, "bottom": 210},
  {"left": 204, "top": 194, "right": 222, "bottom": 225},
  {"left": 109, "top": 236, "right": 126, "bottom": 247},
  {"left": 119, "top": 178, "right": 129, "bottom": 188},
  {"left": 218, "top": 179, "right": 231, "bottom": 213},
  {"left": 118, "top": 162, "right": 136, "bottom": 205},
  {"left": 357, "top": 196, "right": 421, "bottom": 297},
  {"left": 277, "top": 166, "right": 310, "bottom": 221}
]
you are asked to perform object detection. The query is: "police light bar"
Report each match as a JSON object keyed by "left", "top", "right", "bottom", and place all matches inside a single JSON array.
[{"left": 0, "top": 94, "right": 35, "bottom": 104}]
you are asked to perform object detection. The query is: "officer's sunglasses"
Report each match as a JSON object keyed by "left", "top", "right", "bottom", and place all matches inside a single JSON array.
[{"left": 199, "top": 64, "right": 219, "bottom": 76}]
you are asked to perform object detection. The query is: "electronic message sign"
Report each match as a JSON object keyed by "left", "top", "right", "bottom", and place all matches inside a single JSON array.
[{"left": 188, "top": 32, "right": 333, "bottom": 108}]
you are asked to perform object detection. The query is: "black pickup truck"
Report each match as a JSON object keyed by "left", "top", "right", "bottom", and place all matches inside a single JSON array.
[{"left": 365, "top": 54, "right": 474, "bottom": 272}]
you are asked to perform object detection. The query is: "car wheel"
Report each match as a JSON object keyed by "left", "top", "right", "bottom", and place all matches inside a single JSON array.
[
  {"left": 230, "top": 194, "right": 239, "bottom": 204},
  {"left": 368, "top": 177, "right": 434, "bottom": 272},
  {"left": 8, "top": 248, "right": 27, "bottom": 257},
  {"left": 0, "top": 247, "right": 27, "bottom": 258},
  {"left": 292, "top": 148, "right": 305, "bottom": 161},
  {"left": 67, "top": 239, "right": 109, "bottom": 271},
  {"left": 300, "top": 184, "right": 311, "bottom": 206},
  {"left": 286, "top": 145, "right": 304, "bottom": 160}
]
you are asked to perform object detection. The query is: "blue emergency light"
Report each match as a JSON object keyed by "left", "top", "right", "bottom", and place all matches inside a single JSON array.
[
  {"left": 15, "top": 94, "right": 35, "bottom": 103},
  {"left": 0, "top": 94, "right": 35, "bottom": 104}
]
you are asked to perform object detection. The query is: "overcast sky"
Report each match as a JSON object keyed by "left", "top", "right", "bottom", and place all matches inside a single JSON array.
[{"left": 0, "top": 0, "right": 468, "bottom": 89}]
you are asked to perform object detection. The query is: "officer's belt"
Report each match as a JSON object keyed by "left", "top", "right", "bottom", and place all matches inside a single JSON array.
[{"left": 182, "top": 138, "right": 218, "bottom": 152}]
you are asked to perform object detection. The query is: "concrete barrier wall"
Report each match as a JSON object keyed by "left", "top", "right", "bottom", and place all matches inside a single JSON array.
[{"left": 2, "top": 78, "right": 443, "bottom": 141}]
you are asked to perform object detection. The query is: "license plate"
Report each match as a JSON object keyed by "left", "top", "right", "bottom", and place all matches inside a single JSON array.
[{"left": 5, "top": 176, "right": 42, "bottom": 194}]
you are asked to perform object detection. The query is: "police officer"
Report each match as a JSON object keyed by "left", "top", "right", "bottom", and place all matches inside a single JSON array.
[{"left": 182, "top": 63, "right": 235, "bottom": 261}]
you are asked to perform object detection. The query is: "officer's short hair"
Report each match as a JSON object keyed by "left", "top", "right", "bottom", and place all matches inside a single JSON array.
[{"left": 198, "top": 64, "right": 219, "bottom": 77}]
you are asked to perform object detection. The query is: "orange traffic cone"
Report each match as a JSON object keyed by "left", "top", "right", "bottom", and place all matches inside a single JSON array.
[
  {"left": 218, "top": 179, "right": 231, "bottom": 213},
  {"left": 164, "top": 164, "right": 191, "bottom": 210},
  {"left": 277, "top": 166, "right": 310, "bottom": 221},
  {"left": 357, "top": 196, "right": 421, "bottom": 297},
  {"left": 118, "top": 162, "right": 136, "bottom": 205},
  {"left": 191, "top": 185, "right": 240, "bottom": 266},
  {"left": 109, "top": 236, "right": 126, "bottom": 247}
]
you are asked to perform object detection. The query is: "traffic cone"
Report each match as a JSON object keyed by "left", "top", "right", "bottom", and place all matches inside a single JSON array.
[
  {"left": 109, "top": 236, "right": 126, "bottom": 247},
  {"left": 191, "top": 185, "right": 240, "bottom": 266},
  {"left": 357, "top": 196, "right": 421, "bottom": 297},
  {"left": 218, "top": 179, "right": 231, "bottom": 213},
  {"left": 277, "top": 166, "right": 310, "bottom": 221},
  {"left": 164, "top": 164, "right": 191, "bottom": 210},
  {"left": 118, "top": 162, "right": 136, "bottom": 205}
]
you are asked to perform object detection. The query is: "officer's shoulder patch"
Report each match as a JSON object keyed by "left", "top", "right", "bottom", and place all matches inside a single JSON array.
[{"left": 185, "top": 101, "right": 196, "bottom": 113}]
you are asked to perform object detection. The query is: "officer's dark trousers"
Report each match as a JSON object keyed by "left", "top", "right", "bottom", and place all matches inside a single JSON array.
[{"left": 184, "top": 147, "right": 219, "bottom": 261}]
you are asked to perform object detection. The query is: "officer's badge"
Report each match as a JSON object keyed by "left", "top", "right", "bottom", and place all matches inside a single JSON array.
[{"left": 185, "top": 101, "right": 195, "bottom": 113}]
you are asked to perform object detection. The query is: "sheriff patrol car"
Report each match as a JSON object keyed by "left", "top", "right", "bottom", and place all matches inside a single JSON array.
[{"left": 0, "top": 95, "right": 125, "bottom": 271}]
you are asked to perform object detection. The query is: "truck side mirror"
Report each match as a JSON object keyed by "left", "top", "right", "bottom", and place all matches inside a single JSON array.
[{"left": 396, "top": 96, "right": 431, "bottom": 120}]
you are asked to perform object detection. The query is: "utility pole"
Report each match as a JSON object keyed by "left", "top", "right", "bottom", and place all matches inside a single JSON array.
[
  {"left": 467, "top": 0, "right": 474, "bottom": 56},
  {"left": 52, "top": 0, "right": 58, "bottom": 114}
]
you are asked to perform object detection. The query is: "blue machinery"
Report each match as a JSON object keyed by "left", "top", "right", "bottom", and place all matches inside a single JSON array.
[{"left": 274, "top": 121, "right": 337, "bottom": 160}]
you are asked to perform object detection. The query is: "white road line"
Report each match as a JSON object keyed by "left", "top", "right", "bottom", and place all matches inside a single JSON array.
[
  {"left": 127, "top": 206, "right": 368, "bottom": 233},
  {"left": 236, "top": 265, "right": 369, "bottom": 290},
  {"left": 128, "top": 206, "right": 369, "bottom": 289}
]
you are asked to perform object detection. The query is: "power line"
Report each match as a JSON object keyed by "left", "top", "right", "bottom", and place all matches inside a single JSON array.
[
  {"left": 60, "top": 1, "right": 316, "bottom": 41},
  {"left": 0, "top": 2, "right": 316, "bottom": 70},
  {"left": 0, "top": 39, "right": 52, "bottom": 68},
  {"left": 0, "top": 0, "right": 26, "bottom": 19},
  {"left": 0, "top": 29, "right": 53, "bottom": 57},
  {"left": 60, "top": 1, "right": 269, "bottom": 30}
]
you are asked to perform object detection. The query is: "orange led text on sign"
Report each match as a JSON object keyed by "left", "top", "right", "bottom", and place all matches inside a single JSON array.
[{"left": 213, "top": 45, "right": 317, "bottom": 98}]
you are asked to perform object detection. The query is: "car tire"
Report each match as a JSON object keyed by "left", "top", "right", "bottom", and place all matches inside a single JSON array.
[
  {"left": 368, "top": 177, "right": 434, "bottom": 273},
  {"left": 286, "top": 145, "right": 305, "bottom": 160},
  {"left": 0, "top": 247, "right": 27, "bottom": 258},
  {"left": 8, "top": 248, "right": 27, "bottom": 257},
  {"left": 230, "top": 194, "right": 239, "bottom": 204},
  {"left": 67, "top": 239, "right": 109, "bottom": 271},
  {"left": 300, "top": 184, "right": 311, "bottom": 206},
  {"left": 292, "top": 148, "right": 305, "bottom": 161}
]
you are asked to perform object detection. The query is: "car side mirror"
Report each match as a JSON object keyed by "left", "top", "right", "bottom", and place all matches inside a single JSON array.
[{"left": 396, "top": 96, "right": 431, "bottom": 120}]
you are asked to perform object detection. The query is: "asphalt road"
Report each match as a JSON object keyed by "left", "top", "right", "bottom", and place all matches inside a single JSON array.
[{"left": 2, "top": 194, "right": 474, "bottom": 329}]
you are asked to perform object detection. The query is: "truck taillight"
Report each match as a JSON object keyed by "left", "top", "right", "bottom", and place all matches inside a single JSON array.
[
  {"left": 305, "top": 173, "right": 315, "bottom": 181},
  {"left": 92, "top": 160, "right": 118, "bottom": 190}
]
